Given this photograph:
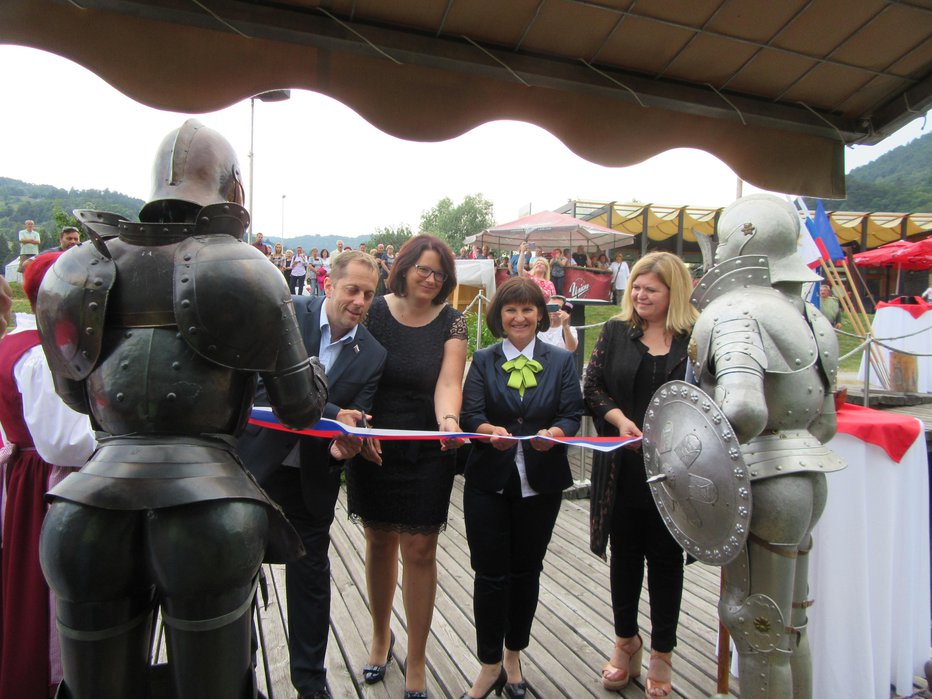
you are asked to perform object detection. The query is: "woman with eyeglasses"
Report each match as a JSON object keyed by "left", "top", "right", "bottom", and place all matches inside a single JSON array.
[{"left": 347, "top": 233, "right": 468, "bottom": 699}]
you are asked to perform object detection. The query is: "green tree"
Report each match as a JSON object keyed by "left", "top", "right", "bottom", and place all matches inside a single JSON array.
[
  {"left": 369, "top": 224, "right": 414, "bottom": 250},
  {"left": 419, "top": 194, "right": 494, "bottom": 252},
  {"left": 50, "top": 203, "right": 81, "bottom": 248}
]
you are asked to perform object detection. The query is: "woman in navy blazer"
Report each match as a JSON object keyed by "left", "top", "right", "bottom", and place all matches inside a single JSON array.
[{"left": 459, "top": 277, "right": 584, "bottom": 699}]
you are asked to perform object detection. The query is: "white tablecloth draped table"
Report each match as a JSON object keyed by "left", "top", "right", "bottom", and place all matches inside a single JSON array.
[
  {"left": 858, "top": 301, "right": 932, "bottom": 392},
  {"left": 454, "top": 258, "right": 496, "bottom": 296},
  {"left": 731, "top": 406, "right": 930, "bottom": 698}
]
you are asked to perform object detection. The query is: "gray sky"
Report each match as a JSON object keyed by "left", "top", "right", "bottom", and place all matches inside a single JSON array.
[{"left": 1, "top": 45, "right": 927, "bottom": 238}]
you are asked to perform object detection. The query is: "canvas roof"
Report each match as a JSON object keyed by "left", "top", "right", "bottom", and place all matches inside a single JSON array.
[
  {"left": 564, "top": 200, "right": 932, "bottom": 250},
  {"left": 3, "top": 0, "right": 931, "bottom": 200}
]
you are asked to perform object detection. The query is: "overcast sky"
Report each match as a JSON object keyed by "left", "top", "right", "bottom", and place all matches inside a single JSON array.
[{"left": 1, "top": 45, "right": 928, "bottom": 238}]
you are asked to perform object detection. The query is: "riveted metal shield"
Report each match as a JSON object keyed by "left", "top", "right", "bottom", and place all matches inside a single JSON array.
[{"left": 642, "top": 380, "right": 752, "bottom": 565}]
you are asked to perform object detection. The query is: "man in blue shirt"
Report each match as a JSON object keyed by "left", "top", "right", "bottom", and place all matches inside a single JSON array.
[{"left": 239, "top": 250, "right": 387, "bottom": 699}]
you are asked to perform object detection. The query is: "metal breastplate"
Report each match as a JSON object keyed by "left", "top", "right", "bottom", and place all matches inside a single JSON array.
[
  {"left": 82, "top": 236, "right": 255, "bottom": 436},
  {"left": 86, "top": 325, "right": 255, "bottom": 436},
  {"left": 694, "top": 286, "right": 843, "bottom": 480}
]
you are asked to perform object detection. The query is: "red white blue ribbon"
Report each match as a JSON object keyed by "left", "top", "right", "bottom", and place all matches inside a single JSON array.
[{"left": 249, "top": 408, "right": 641, "bottom": 453}]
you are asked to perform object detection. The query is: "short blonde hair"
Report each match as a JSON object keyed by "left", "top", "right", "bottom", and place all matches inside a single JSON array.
[
  {"left": 616, "top": 252, "right": 698, "bottom": 335},
  {"left": 531, "top": 256, "right": 551, "bottom": 280}
]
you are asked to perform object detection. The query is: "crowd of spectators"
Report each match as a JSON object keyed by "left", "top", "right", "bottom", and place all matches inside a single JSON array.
[{"left": 246, "top": 233, "right": 406, "bottom": 298}]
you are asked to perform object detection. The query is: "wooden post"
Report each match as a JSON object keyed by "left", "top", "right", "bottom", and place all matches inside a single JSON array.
[
  {"left": 716, "top": 570, "right": 731, "bottom": 695},
  {"left": 824, "top": 260, "right": 888, "bottom": 387}
]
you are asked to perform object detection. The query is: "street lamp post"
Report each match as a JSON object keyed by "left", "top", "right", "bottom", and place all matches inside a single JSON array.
[
  {"left": 247, "top": 89, "right": 291, "bottom": 243},
  {"left": 281, "top": 194, "right": 287, "bottom": 246}
]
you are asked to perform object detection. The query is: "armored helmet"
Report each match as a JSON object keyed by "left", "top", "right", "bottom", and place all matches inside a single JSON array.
[
  {"left": 714, "top": 194, "right": 820, "bottom": 284},
  {"left": 139, "top": 119, "right": 245, "bottom": 223}
]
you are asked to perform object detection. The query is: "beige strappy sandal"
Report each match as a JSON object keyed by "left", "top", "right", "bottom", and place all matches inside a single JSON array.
[
  {"left": 601, "top": 634, "right": 643, "bottom": 691},
  {"left": 645, "top": 650, "right": 673, "bottom": 698}
]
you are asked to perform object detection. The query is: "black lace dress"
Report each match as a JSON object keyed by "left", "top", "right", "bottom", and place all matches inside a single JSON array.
[{"left": 346, "top": 296, "right": 468, "bottom": 534}]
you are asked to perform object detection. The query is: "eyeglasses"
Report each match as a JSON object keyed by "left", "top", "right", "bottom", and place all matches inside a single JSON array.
[{"left": 414, "top": 264, "right": 448, "bottom": 283}]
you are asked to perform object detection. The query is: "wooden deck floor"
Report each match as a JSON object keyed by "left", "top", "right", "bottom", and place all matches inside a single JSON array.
[{"left": 253, "top": 472, "right": 739, "bottom": 699}]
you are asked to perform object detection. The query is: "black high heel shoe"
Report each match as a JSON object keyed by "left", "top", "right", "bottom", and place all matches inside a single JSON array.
[
  {"left": 459, "top": 667, "right": 506, "bottom": 699},
  {"left": 362, "top": 631, "right": 395, "bottom": 685},
  {"left": 503, "top": 659, "right": 527, "bottom": 699}
]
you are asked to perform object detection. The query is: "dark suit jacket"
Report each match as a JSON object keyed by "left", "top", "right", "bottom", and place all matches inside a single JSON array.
[
  {"left": 238, "top": 295, "right": 387, "bottom": 485},
  {"left": 461, "top": 340, "right": 584, "bottom": 495}
]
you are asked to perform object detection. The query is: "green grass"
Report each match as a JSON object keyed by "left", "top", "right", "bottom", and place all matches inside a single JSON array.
[
  {"left": 7, "top": 282, "right": 29, "bottom": 324},
  {"left": 580, "top": 303, "right": 622, "bottom": 353},
  {"left": 544, "top": 300, "right": 868, "bottom": 372},
  {"left": 837, "top": 311, "right": 872, "bottom": 373}
]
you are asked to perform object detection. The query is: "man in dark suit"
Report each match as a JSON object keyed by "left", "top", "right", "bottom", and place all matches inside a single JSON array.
[{"left": 239, "top": 250, "right": 386, "bottom": 699}]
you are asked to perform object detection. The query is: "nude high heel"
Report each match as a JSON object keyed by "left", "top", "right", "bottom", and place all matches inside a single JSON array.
[
  {"left": 644, "top": 650, "right": 673, "bottom": 698},
  {"left": 601, "top": 634, "right": 643, "bottom": 691}
]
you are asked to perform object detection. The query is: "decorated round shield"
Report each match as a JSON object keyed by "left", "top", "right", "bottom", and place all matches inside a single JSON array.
[{"left": 642, "top": 380, "right": 751, "bottom": 565}]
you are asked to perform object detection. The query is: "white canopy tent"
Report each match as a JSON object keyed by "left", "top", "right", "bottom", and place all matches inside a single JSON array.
[
  {"left": 466, "top": 210, "right": 635, "bottom": 253},
  {"left": 4, "top": 260, "right": 22, "bottom": 284}
]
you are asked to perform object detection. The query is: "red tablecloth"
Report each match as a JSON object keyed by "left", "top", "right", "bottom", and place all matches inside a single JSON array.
[
  {"left": 875, "top": 296, "right": 932, "bottom": 319},
  {"left": 835, "top": 403, "right": 921, "bottom": 463}
]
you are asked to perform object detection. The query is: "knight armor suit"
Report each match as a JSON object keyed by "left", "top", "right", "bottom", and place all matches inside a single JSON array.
[
  {"left": 690, "top": 194, "right": 845, "bottom": 699},
  {"left": 36, "top": 120, "right": 327, "bottom": 699}
]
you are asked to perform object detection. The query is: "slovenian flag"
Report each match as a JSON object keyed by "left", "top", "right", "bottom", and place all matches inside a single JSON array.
[{"left": 805, "top": 199, "right": 845, "bottom": 262}]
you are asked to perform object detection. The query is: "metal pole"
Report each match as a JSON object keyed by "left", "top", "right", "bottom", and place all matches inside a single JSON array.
[
  {"left": 248, "top": 97, "right": 255, "bottom": 243},
  {"left": 281, "top": 194, "right": 286, "bottom": 245},
  {"left": 863, "top": 335, "right": 872, "bottom": 407},
  {"left": 246, "top": 90, "right": 291, "bottom": 245},
  {"left": 475, "top": 294, "right": 482, "bottom": 353}
]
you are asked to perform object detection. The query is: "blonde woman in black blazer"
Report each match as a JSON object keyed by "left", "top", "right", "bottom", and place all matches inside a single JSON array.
[{"left": 459, "top": 277, "right": 584, "bottom": 699}]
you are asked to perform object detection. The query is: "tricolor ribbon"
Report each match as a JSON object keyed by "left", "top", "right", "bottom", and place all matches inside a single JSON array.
[{"left": 249, "top": 408, "right": 641, "bottom": 453}]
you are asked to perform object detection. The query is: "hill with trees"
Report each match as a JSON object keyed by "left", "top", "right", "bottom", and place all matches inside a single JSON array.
[
  {"left": 0, "top": 177, "right": 144, "bottom": 266},
  {"left": 1, "top": 175, "right": 496, "bottom": 266},
  {"left": 828, "top": 130, "right": 932, "bottom": 211}
]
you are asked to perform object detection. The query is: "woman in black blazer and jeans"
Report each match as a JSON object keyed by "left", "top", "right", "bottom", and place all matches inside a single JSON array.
[
  {"left": 584, "top": 251, "right": 698, "bottom": 698},
  {"left": 459, "top": 277, "right": 584, "bottom": 699}
]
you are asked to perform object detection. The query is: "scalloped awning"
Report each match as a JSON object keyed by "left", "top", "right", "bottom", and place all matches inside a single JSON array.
[
  {"left": 563, "top": 200, "right": 932, "bottom": 252},
  {"left": 3, "top": 0, "right": 931, "bottom": 199}
]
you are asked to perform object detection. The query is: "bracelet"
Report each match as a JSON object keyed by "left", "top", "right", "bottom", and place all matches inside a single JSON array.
[{"left": 439, "top": 414, "right": 459, "bottom": 426}]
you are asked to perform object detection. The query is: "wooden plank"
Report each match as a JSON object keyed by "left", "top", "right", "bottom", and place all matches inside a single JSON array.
[{"left": 256, "top": 477, "right": 749, "bottom": 698}]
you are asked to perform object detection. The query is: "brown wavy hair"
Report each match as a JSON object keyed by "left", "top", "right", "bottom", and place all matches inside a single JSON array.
[{"left": 387, "top": 234, "right": 457, "bottom": 305}]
